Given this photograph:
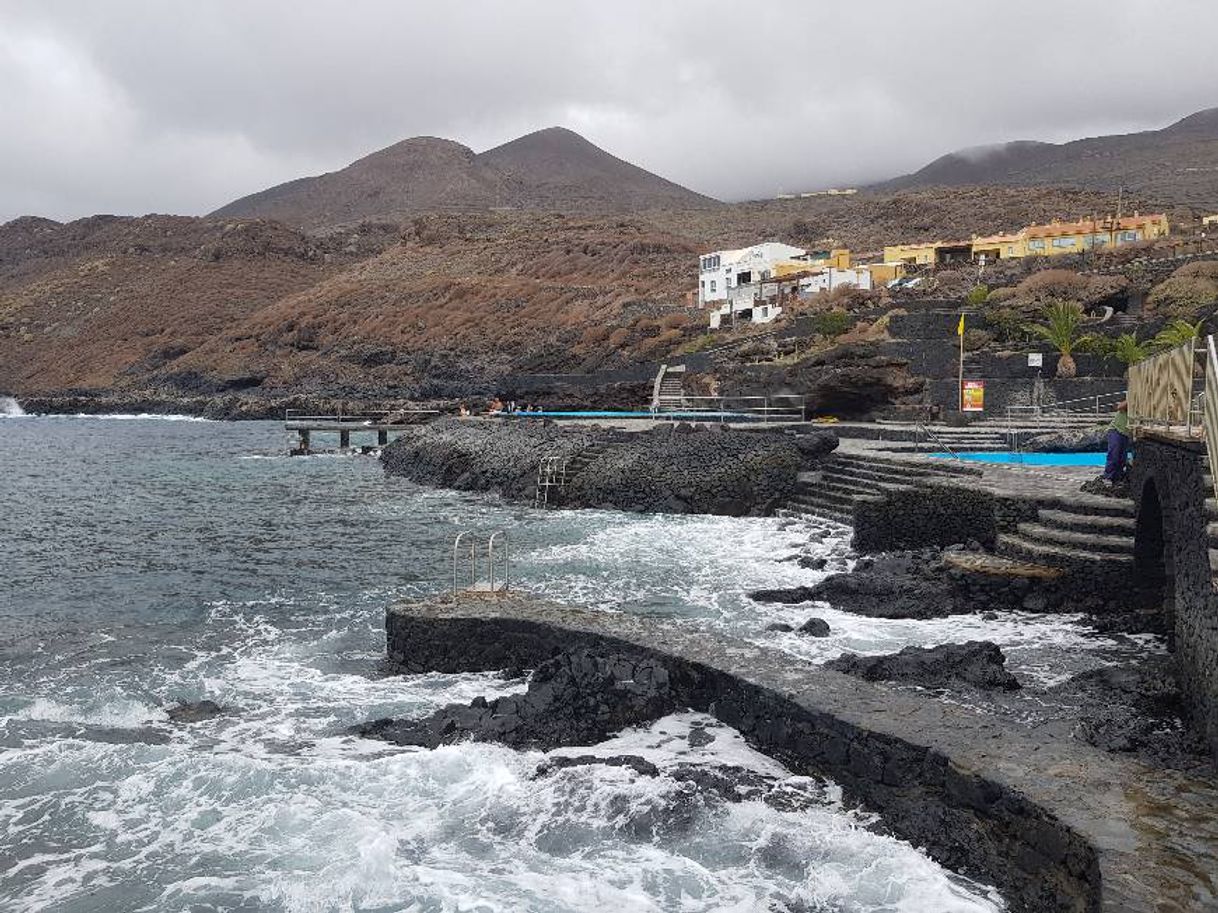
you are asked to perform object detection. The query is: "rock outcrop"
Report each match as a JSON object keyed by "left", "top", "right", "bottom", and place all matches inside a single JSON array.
[
  {"left": 380, "top": 418, "right": 836, "bottom": 516},
  {"left": 826, "top": 641, "right": 1021, "bottom": 691}
]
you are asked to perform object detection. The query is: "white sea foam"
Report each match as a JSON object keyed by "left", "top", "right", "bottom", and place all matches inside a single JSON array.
[
  {"left": 0, "top": 395, "right": 25, "bottom": 416},
  {"left": 64, "top": 412, "right": 213, "bottom": 421}
]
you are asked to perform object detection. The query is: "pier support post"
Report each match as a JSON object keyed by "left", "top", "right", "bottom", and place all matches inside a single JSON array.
[
  {"left": 298, "top": 429, "right": 310, "bottom": 452},
  {"left": 339, "top": 430, "right": 350, "bottom": 449},
  {"left": 378, "top": 430, "right": 388, "bottom": 446}
]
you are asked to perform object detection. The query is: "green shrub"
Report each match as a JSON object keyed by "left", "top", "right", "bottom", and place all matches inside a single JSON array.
[
  {"left": 966, "top": 284, "right": 990, "bottom": 305},
  {"left": 810, "top": 310, "right": 852, "bottom": 339}
]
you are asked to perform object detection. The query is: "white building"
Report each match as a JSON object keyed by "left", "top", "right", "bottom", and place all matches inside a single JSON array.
[
  {"left": 705, "top": 263, "right": 872, "bottom": 330},
  {"left": 697, "top": 242, "right": 808, "bottom": 307}
]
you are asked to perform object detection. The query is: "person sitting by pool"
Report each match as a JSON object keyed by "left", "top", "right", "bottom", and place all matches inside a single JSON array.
[
  {"left": 458, "top": 404, "right": 470, "bottom": 418},
  {"left": 488, "top": 397, "right": 504, "bottom": 415},
  {"left": 1102, "top": 400, "right": 1131, "bottom": 484}
]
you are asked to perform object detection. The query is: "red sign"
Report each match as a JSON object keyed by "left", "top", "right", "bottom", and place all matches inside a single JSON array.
[{"left": 962, "top": 380, "right": 985, "bottom": 412}]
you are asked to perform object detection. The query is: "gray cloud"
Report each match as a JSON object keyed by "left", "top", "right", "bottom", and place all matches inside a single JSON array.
[{"left": 2, "top": 0, "right": 1217, "bottom": 221}]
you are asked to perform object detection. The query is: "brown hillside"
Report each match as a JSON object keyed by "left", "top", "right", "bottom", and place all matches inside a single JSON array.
[
  {"left": 876, "top": 106, "right": 1218, "bottom": 208},
  {"left": 0, "top": 184, "right": 1175, "bottom": 403},
  {"left": 0, "top": 216, "right": 395, "bottom": 393},
  {"left": 210, "top": 127, "right": 717, "bottom": 230}
]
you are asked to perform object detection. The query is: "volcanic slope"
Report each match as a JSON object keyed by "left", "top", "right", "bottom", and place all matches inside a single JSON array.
[
  {"left": 877, "top": 106, "right": 1218, "bottom": 206},
  {"left": 210, "top": 127, "right": 718, "bottom": 230}
]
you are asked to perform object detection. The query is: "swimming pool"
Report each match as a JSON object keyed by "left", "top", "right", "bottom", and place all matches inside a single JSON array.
[
  {"left": 497, "top": 410, "right": 756, "bottom": 420},
  {"left": 931, "top": 451, "right": 1108, "bottom": 467}
]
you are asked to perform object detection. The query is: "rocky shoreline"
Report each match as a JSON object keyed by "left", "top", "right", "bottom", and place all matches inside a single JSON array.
[{"left": 379, "top": 417, "right": 838, "bottom": 515}]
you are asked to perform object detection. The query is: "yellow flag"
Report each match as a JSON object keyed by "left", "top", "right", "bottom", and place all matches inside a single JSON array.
[{"left": 957, "top": 314, "right": 965, "bottom": 336}]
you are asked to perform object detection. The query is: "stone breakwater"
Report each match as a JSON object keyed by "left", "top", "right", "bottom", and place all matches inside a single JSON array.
[
  {"left": 380, "top": 417, "right": 837, "bottom": 515},
  {"left": 365, "top": 594, "right": 1218, "bottom": 913}
]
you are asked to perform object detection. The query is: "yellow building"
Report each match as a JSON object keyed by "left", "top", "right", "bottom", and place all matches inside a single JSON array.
[
  {"left": 1203, "top": 214, "right": 1218, "bottom": 227},
  {"left": 882, "top": 240, "right": 972, "bottom": 267},
  {"left": 1020, "top": 213, "right": 1168, "bottom": 257},
  {"left": 882, "top": 241, "right": 941, "bottom": 266},
  {"left": 971, "top": 232, "right": 1025, "bottom": 262},
  {"left": 772, "top": 248, "right": 851, "bottom": 277}
]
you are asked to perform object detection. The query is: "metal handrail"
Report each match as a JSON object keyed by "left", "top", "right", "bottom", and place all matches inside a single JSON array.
[
  {"left": 652, "top": 394, "right": 807, "bottom": 424},
  {"left": 451, "top": 529, "right": 509, "bottom": 596},
  {"left": 914, "top": 422, "right": 960, "bottom": 459},
  {"left": 452, "top": 530, "right": 474, "bottom": 595},
  {"left": 487, "top": 531, "right": 509, "bottom": 593}
]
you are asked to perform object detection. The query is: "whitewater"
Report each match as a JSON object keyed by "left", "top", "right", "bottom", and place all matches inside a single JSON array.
[{"left": 0, "top": 417, "right": 1153, "bottom": 911}]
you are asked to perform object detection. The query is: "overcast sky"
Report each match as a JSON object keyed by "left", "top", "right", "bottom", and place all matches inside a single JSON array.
[{"left": 3, "top": 0, "right": 1217, "bottom": 222}]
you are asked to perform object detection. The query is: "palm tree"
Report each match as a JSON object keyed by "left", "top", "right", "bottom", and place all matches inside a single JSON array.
[
  {"left": 1152, "top": 318, "right": 1204, "bottom": 352},
  {"left": 1105, "top": 332, "right": 1150, "bottom": 367},
  {"left": 1027, "top": 300, "right": 1093, "bottom": 378}
]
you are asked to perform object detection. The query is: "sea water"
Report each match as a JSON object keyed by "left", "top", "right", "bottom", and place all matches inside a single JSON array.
[{"left": 0, "top": 415, "right": 1139, "bottom": 911}]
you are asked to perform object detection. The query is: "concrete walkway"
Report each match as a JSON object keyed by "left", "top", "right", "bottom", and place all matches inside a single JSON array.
[{"left": 386, "top": 594, "right": 1218, "bottom": 913}]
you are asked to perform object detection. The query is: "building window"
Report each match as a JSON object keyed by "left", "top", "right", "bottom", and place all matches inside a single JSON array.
[
  {"left": 1052, "top": 237, "right": 1076, "bottom": 248},
  {"left": 710, "top": 280, "right": 717, "bottom": 293},
  {"left": 1028, "top": 239, "right": 1045, "bottom": 250},
  {"left": 1119, "top": 231, "right": 1138, "bottom": 242}
]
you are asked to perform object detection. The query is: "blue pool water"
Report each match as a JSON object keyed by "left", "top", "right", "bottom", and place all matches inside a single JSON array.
[
  {"left": 499, "top": 410, "right": 755, "bottom": 420},
  {"left": 932, "top": 451, "right": 1107, "bottom": 467}
]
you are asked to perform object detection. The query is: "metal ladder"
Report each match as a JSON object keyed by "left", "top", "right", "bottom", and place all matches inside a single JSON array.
[
  {"left": 452, "top": 530, "right": 509, "bottom": 596},
  {"left": 535, "top": 454, "right": 569, "bottom": 507}
]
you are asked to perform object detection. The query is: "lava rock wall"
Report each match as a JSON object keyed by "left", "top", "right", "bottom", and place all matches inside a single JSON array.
[
  {"left": 1129, "top": 437, "right": 1218, "bottom": 758},
  {"left": 381, "top": 418, "right": 836, "bottom": 517},
  {"left": 853, "top": 483, "right": 998, "bottom": 552}
]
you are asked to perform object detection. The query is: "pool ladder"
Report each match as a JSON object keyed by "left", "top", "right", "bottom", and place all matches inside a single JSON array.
[{"left": 452, "top": 530, "right": 509, "bottom": 596}]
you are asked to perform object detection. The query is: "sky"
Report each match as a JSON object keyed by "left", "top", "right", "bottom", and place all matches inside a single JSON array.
[{"left": 2, "top": 0, "right": 1218, "bottom": 222}]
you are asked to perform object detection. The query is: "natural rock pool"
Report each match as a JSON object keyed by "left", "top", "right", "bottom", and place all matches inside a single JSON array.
[{"left": 0, "top": 417, "right": 1163, "bottom": 911}]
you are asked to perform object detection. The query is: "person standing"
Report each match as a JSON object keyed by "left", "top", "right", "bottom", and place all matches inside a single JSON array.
[{"left": 1103, "top": 400, "right": 1131, "bottom": 483}]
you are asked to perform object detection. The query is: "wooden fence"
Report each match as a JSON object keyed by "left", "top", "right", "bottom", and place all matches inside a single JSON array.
[{"left": 1128, "top": 340, "right": 1198, "bottom": 436}]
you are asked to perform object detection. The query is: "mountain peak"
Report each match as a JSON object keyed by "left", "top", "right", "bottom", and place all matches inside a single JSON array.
[
  {"left": 873, "top": 105, "right": 1218, "bottom": 201},
  {"left": 211, "top": 127, "right": 715, "bottom": 228}
]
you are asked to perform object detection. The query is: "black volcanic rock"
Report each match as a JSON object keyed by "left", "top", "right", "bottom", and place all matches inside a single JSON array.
[{"left": 826, "top": 641, "right": 1021, "bottom": 691}]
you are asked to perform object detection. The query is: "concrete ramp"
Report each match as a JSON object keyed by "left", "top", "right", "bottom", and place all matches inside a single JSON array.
[{"left": 385, "top": 595, "right": 1218, "bottom": 913}]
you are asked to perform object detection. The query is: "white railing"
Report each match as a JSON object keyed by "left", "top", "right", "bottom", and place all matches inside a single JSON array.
[
  {"left": 653, "top": 394, "right": 806, "bottom": 424},
  {"left": 1203, "top": 337, "right": 1218, "bottom": 503}
]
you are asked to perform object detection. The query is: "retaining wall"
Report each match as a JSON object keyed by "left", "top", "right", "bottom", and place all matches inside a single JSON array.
[{"left": 1130, "top": 437, "right": 1218, "bottom": 758}]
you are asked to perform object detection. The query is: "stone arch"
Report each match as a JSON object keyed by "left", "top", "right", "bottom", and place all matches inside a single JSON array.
[{"left": 1133, "top": 476, "right": 1175, "bottom": 640}]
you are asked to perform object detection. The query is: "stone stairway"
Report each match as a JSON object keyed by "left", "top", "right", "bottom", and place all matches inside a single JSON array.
[
  {"left": 997, "top": 496, "right": 1137, "bottom": 574},
  {"left": 656, "top": 376, "right": 686, "bottom": 410},
  {"left": 779, "top": 452, "right": 982, "bottom": 525},
  {"left": 915, "top": 426, "right": 1011, "bottom": 451}
]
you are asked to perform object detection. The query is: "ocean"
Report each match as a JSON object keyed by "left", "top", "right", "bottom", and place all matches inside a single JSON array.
[{"left": 0, "top": 414, "right": 1141, "bottom": 911}]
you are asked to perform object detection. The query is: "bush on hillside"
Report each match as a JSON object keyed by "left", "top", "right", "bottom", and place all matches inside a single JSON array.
[
  {"left": 1016, "top": 269, "right": 1091, "bottom": 302},
  {"left": 1172, "top": 259, "right": 1218, "bottom": 280},
  {"left": 1147, "top": 276, "right": 1218, "bottom": 318},
  {"left": 966, "top": 284, "right": 990, "bottom": 305}
]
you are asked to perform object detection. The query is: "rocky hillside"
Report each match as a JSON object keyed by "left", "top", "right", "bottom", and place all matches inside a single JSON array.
[
  {"left": 0, "top": 183, "right": 1175, "bottom": 410},
  {"left": 877, "top": 107, "right": 1218, "bottom": 206},
  {"left": 211, "top": 127, "right": 718, "bottom": 229}
]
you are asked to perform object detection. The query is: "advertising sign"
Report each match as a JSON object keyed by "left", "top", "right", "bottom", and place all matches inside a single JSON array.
[
  {"left": 962, "top": 380, "right": 985, "bottom": 412},
  {"left": 1028, "top": 353, "right": 1043, "bottom": 368}
]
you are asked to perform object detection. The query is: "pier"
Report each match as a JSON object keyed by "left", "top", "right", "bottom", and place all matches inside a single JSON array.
[
  {"left": 284, "top": 408, "right": 438, "bottom": 454},
  {"left": 380, "top": 593, "right": 1218, "bottom": 913}
]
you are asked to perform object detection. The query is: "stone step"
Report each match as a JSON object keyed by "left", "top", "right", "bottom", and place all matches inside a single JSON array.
[
  {"left": 1016, "top": 522, "right": 1133, "bottom": 555},
  {"left": 1031, "top": 493, "right": 1135, "bottom": 518},
  {"left": 811, "top": 473, "right": 910, "bottom": 498},
  {"left": 786, "top": 488, "right": 859, "bottom": 510},
  {"left": 780, "top": 507, "right": 852, "bottom": 525},
  {"left": 996, "top": 533, "right": 1134, "bottom": 569},
  {"left": 815, "top": 466, "right": 931, "bottom": 491},
  {"left": 833, "top": 452, "right": 982, "bottom": 478},
  {"left": 1037, "top": 508, "right": 1135, "bottom": 535}
]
